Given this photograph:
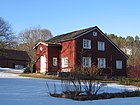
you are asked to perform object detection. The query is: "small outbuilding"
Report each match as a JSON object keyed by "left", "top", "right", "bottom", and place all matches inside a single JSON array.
[{"left": 0, "top": 49, "right": 30, "bottom": 69}]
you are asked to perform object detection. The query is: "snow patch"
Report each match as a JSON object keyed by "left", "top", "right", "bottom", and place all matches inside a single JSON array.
[
  {"left": 0, "top": 72, "right": 26, "bottom": 78},
  {"left": 0, "top": 67, "right": 24, "bottom": 73}
]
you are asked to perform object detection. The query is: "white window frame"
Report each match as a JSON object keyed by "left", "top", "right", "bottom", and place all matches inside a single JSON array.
[
  {"left": 83, "top": 57, "right": 91, "bottom": 68},
  {"left": 93, "top": 31, "right": 97, "bottom": 36},
  {"left": 53, "top": 57, "right": 57, "bottom": 66},
  {"left": 116, "top": 60, "right": 122, "bottom": 69},
  {"left": 83, "top": 39, "right": 91, "bottom": 49},
  {"left": 98, "top": 41, "right": 105, "bottom": 51},
  {"left": 62, "top": 57, "right": 68, "bottom": 67},
  {"left": 98, "top": 58, "right": 106, "bottom": 68}
]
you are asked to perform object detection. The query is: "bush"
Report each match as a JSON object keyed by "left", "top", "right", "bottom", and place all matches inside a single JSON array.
[
  {"left": 47, "top": 64, "right": 106, "bottom": 99},
  {"left": 23, "top": 66, "right": 31, "bottom": 73}
]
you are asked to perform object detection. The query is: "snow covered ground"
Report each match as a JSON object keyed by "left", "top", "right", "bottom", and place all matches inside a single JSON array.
[
  {"left": 0, "top": 67, "right": 24, "bottom": 73},
  {"left": 0, "top": 71, "right": 140, "bottom": 105},
  {"left": 0, "top": 72, "right": 25, "bottom": 78}
]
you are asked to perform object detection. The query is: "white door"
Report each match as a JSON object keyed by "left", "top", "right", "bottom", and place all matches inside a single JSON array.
[{"left": 40, "top": 55, "right": 46, "bottom": 73}]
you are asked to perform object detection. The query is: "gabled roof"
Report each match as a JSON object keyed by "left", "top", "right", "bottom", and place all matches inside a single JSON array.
[
  {"left": 46, "top": 26, "right": 128, "bottom": 59},
  {"left": 33, "top": 42, "right": 48, "bottom": 49},
  {"left": 33, "top": 42, "right": 61, "bottom": 49},
  {"left": 0, "top": 49, "right": 31, "bottom": 61},
  {"left": 46, "top": 26, "right": 95, "bottom": 43}
]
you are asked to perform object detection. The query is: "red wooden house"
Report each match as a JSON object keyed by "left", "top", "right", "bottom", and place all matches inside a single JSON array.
[{"left": 34, "top": 26, "right": 128, "bottom": 76}]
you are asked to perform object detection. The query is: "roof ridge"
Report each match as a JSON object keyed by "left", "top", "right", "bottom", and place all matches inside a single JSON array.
[
  {"left": 46, "top": 26, "right": 95, "bottom": 43},
  {"left": 0, "top": 48, "right": 27, "bottom": 53},
  {"left": 57, "top": 26, "right": 94, "bottom": 36},
  {"left": 0, "top": 49, "right": 30, "bottom": 61}
]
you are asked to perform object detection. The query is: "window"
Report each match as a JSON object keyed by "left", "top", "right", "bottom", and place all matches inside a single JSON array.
[
  {"left": 40, "top": 47, "right": 43, "bottom": 51},
  {"left": 53, "top": 57, "right": 57, "bottom": 66},
  {"left": 15, "top": 65, "right": 24, "bottom": 69},
  {"left": 93, "top": 32, "right": 97, "bottom": 36},
  {"left": 116, "top": 60, "right": 122, "bottom": 69},
  {"left": 98, "top": 41, "right": 105, "bottom": 51},
  {"left": 83, "top": 39, "right": 91, "bottom": 49},
  {"left": 83, "top": 57, "right": 91, "bottom": 68},
  {"left": 98, "top": 58, "right": 106, "bottom": 68},
  {"left": 62, "top": 57, "right": 68, "bottom": 67}
]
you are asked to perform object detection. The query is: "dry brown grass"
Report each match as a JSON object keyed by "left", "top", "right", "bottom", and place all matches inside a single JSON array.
[{"left": 20, "top": 73, "right": 60, "bottom": 79}]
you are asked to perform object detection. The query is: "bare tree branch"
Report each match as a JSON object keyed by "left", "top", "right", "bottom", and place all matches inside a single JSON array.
[{"left": 0, "top": 17, "right": 16, "bottom": 49}]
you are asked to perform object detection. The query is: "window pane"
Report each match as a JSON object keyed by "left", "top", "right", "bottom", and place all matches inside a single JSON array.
[
  {"left": 93, "top": 32, "right": 97, "bottom": 36},
  {"left": 98, "top": 58, "right": 106, "bottom": 68},
  {"left": 98, "top": 42, "right": 105, "bottom": 51},
  {"left": 83, "top": 57, "right": 91, "bottom": 67},
  {"left": 15, "top": 65, "right": 24, "bottom": 69},
  {"left": 53, "top": 57, "right": 57, "bottom": 66},
  {"left": 64, "top": 58, "right": 68, "bottom": 65},
  {"left": 62, "top": 57, "right": 68, "bottom": 67},
  {"left": 83, "top": 39, "right": 91, "bottom": 49},
  {"left": 116, "top": 60, "right": 122, "bottom": 69}
]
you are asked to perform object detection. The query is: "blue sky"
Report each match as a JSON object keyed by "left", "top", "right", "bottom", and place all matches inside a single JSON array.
[{"left": 1, "top": 0, "right": 140, "bottom": 38}]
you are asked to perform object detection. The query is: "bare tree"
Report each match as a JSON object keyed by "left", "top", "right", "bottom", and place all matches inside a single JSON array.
[
  {"left": 18, "top": 26, "right": 52, "bottom": 44},
  {"left": 16, "top": 26, "right": 53, "bottom": 72},
  {"left": 0, "top": 17, "right": 16, "bottom": 49}
]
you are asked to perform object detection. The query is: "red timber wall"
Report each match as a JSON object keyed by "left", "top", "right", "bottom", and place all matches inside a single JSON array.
[
  {"left": 48, "top": 45, "right": 60, "bottom": 72},
  {"left": 60, "top": 40, "right": 75, "bottom": 72},
  {"left": 75, "top": 29, "right": 127, "bottom": 76},
  {"left": 35, "top": 44, "right": 48, "bottom": 72}
]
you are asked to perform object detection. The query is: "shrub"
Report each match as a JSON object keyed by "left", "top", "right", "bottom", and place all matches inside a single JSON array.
[
  {"left": 23, "top": 66, "right": 31, "bottom": 73},
  {"left": 47, "top": 64, "right": 106, "bottom": 98}
]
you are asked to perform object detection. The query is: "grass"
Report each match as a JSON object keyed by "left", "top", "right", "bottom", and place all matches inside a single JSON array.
[
  {"left": 119, "top": 78, "right": 140, "bottom": 86},
  {"left": 20, "top": 73, "right": 117, "bottom": 83},
  {"left": 20, "top": 73, "right": 61, "bottom": 79},
  {"left": 20, "top": 73, "right": 140, "bottom": 86}
]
